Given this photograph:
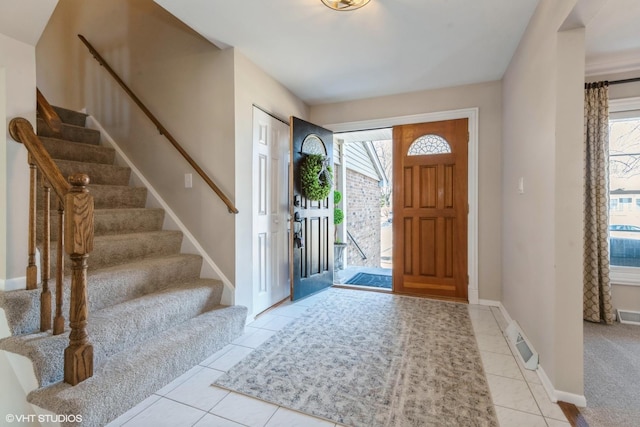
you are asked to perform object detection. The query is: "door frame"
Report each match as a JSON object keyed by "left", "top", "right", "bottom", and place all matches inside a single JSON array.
[{"left": 323, "top": 108, "right": 479, "bottom": 304}]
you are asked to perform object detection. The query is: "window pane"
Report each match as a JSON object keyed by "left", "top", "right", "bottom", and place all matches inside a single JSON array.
[
  {"left": 407, "top": 134, "right": 451, "bottom": 156},
  {"left": 609, "top": 118, "right": 640, "bottom": 267}
]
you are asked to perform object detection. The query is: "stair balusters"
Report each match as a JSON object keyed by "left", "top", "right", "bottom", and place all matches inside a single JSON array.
[
  {"left": 26, "top": 156, "right": 38, "bottom": 290},
  {"left": 40, "top": 181, "right": 52, "bottom": 332},
  {"left": 10, "top": 116, "right": 95, "bottom": 385},
  {"left": 54, "top": 206, "right": 65, "bottom": 335}
]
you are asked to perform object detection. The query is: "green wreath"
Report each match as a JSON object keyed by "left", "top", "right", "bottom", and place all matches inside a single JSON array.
[{"left": 300, "top": 154, "right": 333, "bottom": 201}]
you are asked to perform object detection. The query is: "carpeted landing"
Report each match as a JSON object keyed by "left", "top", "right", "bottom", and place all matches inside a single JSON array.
[
  {"left": 215, "top": 288, "right": 498, "bottom": 427},
  {"left": 0, "top": 106, "right": 246, "bottom": 427},
  {"left": 582, "top": 320, "right": 640, "bottom": 427}
]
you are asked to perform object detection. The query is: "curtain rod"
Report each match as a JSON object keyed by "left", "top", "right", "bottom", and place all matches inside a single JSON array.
[{"left": 609, "top": 77, "right": 640, "bottom": 86}]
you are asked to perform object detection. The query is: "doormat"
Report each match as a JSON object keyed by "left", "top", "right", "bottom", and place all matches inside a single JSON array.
[
  {"left": 214, "top": 288, "right": 498, "bottom": 427},
  {"left": 345, "top": 272, "right": 392, "bottom": 288}
]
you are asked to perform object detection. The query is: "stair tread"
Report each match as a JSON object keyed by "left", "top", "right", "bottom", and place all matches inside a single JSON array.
[
  {"left": 51, "top": 106, "right": 88, "bottom": 127},
  {"left": 0, "top": 278, "right": 225, "bottom": 388},
  {"left": 1, "top": 254, "right": 204, "bottom": 336},
  {"left": 40, "top": 136, "right": 115, "bottom": 165},
  {"left": 53, "top": 159, "right": 131, "bottom": 186},
  {"left": 37, "top": 118, "right": 101, "bottom": 145},
  {"left": 27, "top": 305, "right": 247, "bottom": 427}
]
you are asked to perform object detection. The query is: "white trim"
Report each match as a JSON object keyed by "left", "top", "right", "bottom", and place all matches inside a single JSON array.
[
  {"left": 85, "top": 116, "right": 235, "bottom": 304},
  {"left": 0, "top": 276, "right": 26, "bottom": 291},
  {"left": 586, "top": 51, "right": 640, "bottom": 77},
  {"left": 324, "top": 107, "right": 480, "bottom": 304},
  {"left": 478, "top": 298, "right": 500, "bottom": 307},
  {"left": 609, "top": 96, "right": 640, "bottom": 113},
  {"left": 608, "top": 97, "right": 640, "bottom": 287},
  {"left": 611, "top": 267, "right": 640, "bottom": 287},
  {"left": 498, "top": 303, "right": 587, "bottom": 407}
]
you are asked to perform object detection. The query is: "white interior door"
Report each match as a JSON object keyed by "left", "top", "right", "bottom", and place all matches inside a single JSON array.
[{"left": 253, "top": 107, "right": 290, "bottom": 314}]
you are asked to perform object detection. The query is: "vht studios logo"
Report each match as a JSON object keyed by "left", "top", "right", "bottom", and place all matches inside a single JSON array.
[{"left": 6, "top": 414, "right": 83, "bottom": 423}]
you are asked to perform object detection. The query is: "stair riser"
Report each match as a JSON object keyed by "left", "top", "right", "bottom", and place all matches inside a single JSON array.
[
  {"left": 37, "top": 209, "right": 165, "bottom": 241},
  {"left": 52, "top": 106, "right": 88, "bottom": 127},
  {"left": 41, "top": 137, "right": 115, "bottom": 165},
  {"left": 1, "top": 254, "right": 204, "bottom": 336},
  {"left": 3, "top": 281, "right": 226, "bottom": 388},
  {"left": 36, "top": 185, "right": 147, "bottom": 210},
  {"left": 37, "top": 118, "right": 100, "bottom": 145},
  {"left": 27, "top": 306, "right": 247, "bottom": 427},
  {"left": 54, "top": 160, "right": 131, "bottom": 186},
  {"left": 49, "top": 231, "right": 183, "bottom": 273}
]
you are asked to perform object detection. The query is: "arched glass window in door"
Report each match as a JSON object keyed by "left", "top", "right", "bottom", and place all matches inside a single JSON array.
[{"left": 407, "top": 134, "right": 451, "bottom": 156}]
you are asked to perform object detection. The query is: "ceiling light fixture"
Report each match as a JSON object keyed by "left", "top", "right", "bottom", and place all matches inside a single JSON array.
[{"left": 321, "top": 0, "right": 370, "bottom": 11}]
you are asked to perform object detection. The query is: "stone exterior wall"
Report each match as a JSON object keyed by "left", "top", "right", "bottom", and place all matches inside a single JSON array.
[{"left": 345, "top": 169, "right": 381, "bottom": 268}]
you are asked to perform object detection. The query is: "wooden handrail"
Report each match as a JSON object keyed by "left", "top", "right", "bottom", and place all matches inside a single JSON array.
[
  {"left": 10, "top": 117, "right": 94, "bottom": 385},
  {"left": 11, "top": 118, "right": 71, "bottom": 197},
  {"left": 77, "top": 34, "right": 239, "bottom": 214},
  {"left": 36, "top": 88, "right": 63, "bottom": 136}
]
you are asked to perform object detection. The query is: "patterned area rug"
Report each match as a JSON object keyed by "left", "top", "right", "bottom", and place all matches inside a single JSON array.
[
  {"left": 345, "top": 272, "right": 392, "bottom": 289},
  {"left": 214, "top": 289, "right": 498, "bottom": 427}
]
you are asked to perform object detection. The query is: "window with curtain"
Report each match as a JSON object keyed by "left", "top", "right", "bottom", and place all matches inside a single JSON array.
[{"left": 609, "top": 98, "right": 640, "bottom": 284}]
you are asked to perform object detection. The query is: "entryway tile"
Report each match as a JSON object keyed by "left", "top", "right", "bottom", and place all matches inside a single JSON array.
[
  {"left": 494, "top": 406, "right": 547, "bottom": 427},
  {"left": 206, "top": 345, "right": 254, "bottom": 372},
  {"left": 105, "top": 394, "right": 161, "bottom": 426},
  {"left": 486, "top": 374, "right": 541, "bottom": 415},
  {"left": 122, "top": 397, "right": 206, "bottom": 427},
  {"left": 545, "top": 418, "right": 571, "bottom": 427},
  {"left": 199, "top": 345, "right": 234, "bottom": 367},
  {"left": 192, "top": 413, "right": 246, "bottom": 427},
  {"left": 232, "top": 327, "right": 276, "bottom": 348},
  {"left": 253, "top": 315, "right": 295, "bottom": 331},
  {"left": 209, "top": 392, "right": 278, "bottom": 427},
  {"left": 268, "top": 304, "right": 309, "bottom": 318},
  {"left": 156, "top": 364, "right": 207, "bottom": 396},
  {"left": 480, "top": 351, "right": 523, "bottom": 380},
  {"left": 528, "top": 383, "right": 568, "bottom": 421},
  {"left": 264, "top": 407, "right": 335, "bottom": 427},
  {"left": 475, "top": 332, "right": 512, "bottom": 355},
  {"left": 165, "top": 367, "right": 229, "bottom": 411}
]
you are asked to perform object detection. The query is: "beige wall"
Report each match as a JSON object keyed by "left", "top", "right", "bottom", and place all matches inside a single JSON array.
[
  {"left": 311, "top": 81, "right": 503, "bottom": 301},
  {"left": 2, "top": 13, "right": 55, "bottom": 421},
  {"left": 502, "top": 0, "right": 584, "bottom": 398},
  {"left": 0, "top": 34, "right": 36, "bottom": 287},
  {"left": 36, "top": 0, "right": 238, "bottom": 282},
  {"left": 233, "top": 51, "right": 308, "bottom": 317}
]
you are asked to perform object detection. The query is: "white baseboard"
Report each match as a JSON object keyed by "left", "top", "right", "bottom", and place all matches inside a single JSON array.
[
  {"left": 496, "top": 303, "right": 587, "bottom": 408},
  {"left": 85, "top": 116, "right": 235, "bottom": 305},
  {"left": 468, "top": 287, "right": 479, "bottom": 305},
  {"left": 478, "top": 298, "right": 500, "bottom": 307},
  {"left": 0, "top": 276, "right": 26, "bottom": 291}
]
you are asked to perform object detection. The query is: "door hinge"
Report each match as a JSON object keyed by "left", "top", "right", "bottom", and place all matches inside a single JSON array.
[
  {"left": 467, "top": 274, "right": 470, "bottom": 285},
  {"left": 467, "top": 132, "right": 470, "bottom": 143},
  {"left": 467, "top": 203, "right": 469, "bottom": 214}
]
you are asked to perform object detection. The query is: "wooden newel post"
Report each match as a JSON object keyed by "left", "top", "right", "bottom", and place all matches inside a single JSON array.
[{"left": 63, "top": 173, "right": 94, "bottom": 385}]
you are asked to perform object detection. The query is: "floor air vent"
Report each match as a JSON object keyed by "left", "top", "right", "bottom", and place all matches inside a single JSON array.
[
  {"left": 617, "top": 309, "right": 640, "bottom": 325},
  {"left": 506, "top": 322, "right": 539, "bottom": 371}
]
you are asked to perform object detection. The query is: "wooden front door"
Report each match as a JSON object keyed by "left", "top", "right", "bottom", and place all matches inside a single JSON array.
[
  {"left": 290, "top": 117, "right": 334, "bottom": 300},
  {"left": 392, "top": 119, "right": 468, "bottom": 301}
]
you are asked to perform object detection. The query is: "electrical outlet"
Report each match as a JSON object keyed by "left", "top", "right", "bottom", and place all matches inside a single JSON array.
[
  {"left": 518, "top": 177, "right": 524, "bottom": 194},
  {"left": 185, "top": 173, "right": 192, "bottom": 188}
]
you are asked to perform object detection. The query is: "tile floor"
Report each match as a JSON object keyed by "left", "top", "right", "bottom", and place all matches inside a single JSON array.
[{"left": 106, "top": 290, "right": 571, "bottom": 427}]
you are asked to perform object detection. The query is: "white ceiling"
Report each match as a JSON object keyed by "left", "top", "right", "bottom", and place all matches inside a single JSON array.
[
  {"left": 155, "top": 0, "right": 540, "bottom": 105},
  {"left": 154, "top": 0, "right": 640, "bottom": 104},
  {"left": 0, "top": 0, "right": 58, "bottom": 46}
]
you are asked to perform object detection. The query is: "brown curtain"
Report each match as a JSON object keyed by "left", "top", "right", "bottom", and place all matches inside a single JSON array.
[{"left": 584, "top": 82, "right": 614, "bottom": 324}]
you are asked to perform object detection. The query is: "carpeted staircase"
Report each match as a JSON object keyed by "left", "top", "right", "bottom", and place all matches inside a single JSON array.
[{"left": 0, "top": 107, "right": 247, "bottom": 427}]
